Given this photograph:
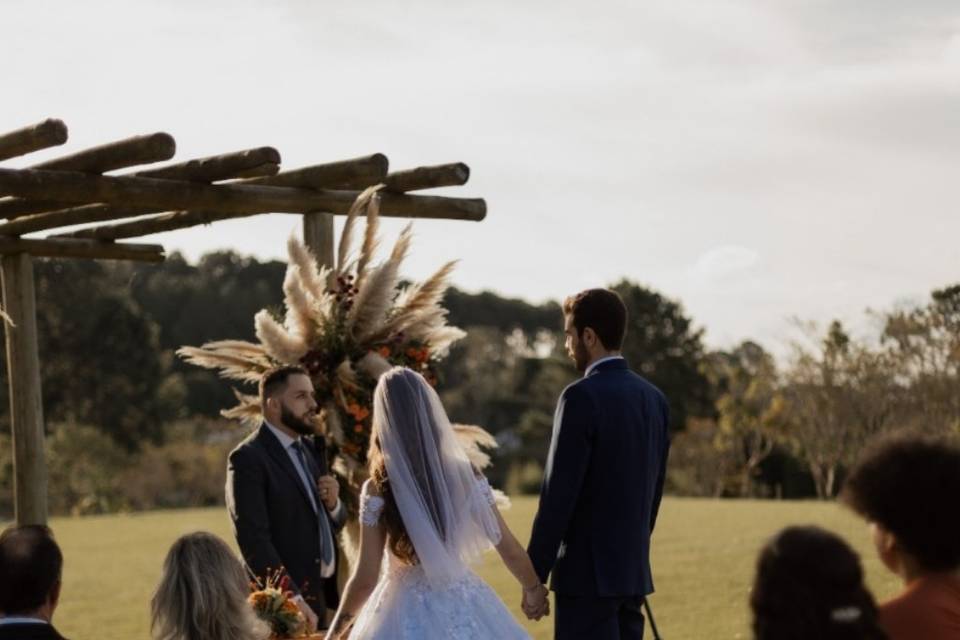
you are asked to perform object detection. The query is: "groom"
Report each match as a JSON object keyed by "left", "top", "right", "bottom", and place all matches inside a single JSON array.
[
  {"left": 526, "top": 288, "right": 671, "bottom": 639},
  {"left": 227, "top": 365, "right": 347, "bottom": 632}
]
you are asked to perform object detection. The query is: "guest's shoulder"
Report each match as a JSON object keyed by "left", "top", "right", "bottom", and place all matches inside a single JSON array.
[{"left": 879, "top": 578, "right": 959, "bottom": 638}]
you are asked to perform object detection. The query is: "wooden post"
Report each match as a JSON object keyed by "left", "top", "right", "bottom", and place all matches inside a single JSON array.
[
  {"left": 303, "top": 213, "right": 335, "bottom": 269},
  {"left": 1, "top": 252, "right": 47, "bottom": 525}
]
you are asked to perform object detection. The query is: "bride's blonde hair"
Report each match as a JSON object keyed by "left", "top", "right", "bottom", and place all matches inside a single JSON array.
[{"left": 151, "top": 532, "right": 269, "bottom": 640}]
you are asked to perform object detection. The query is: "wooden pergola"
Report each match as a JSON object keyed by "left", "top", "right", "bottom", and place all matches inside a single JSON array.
[{"left": 0, "top": 118, "right": 486, "bottom": 526}]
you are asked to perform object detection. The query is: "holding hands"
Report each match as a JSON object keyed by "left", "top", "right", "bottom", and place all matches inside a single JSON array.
[{"left": 521, "top": 582, "right": 550, "bottom": 621}]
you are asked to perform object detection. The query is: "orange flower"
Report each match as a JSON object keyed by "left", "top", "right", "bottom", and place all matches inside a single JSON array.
[{"left": 378, "top": 346, "right": 391, "bottom": 358}]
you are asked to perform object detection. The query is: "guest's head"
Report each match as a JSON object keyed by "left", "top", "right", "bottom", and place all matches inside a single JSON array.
[
  {"left": 151, "top": 532, "right": 268, "bottom": 640},
  {"left": 751, "top": 526, "right": 886, "bottom": 640},
  {"left": 259, "top": 365, "right": 317, "bottom": 437},
  {"left": 0, "top": 524, "right": 63, "bottom": 622},
  {"left": 841, "top": 433, "right": 960, "bottom": 580},
  {"left": 562, "top": 288, "right": 627, "bottom": 371}
]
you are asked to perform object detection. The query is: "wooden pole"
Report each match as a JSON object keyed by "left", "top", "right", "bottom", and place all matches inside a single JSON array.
[
  {"left": 31, "top": 132, "right": 176, "bottom": 173},
  {"left": 0, "top": 133, "right": 177, "bottom": 217},
  {"left": 1, "top": 252, "right": 48, "bottom": 525},
  {"left": 384, "top": 163, "right": 470, "bottom": 192},
  {"left": 0, "top": 119, "right": 68, "bottom": 162},
  {"left": 137, "top": 147, "right": 280, "bottom": 182},
  {"left": 0, "top": 238, "right": 165, "bottom": 262},
  {"left": 240, "top": 154, "right": 388, "bottom": 189},
  {"left": 53, "top": 186, "right": 486, "bottom": 240},
  {"left": 303, "top": 213, "right": 335, "bottom": 268},
  {"left": 0, "top": 148, "right": 283, "bottom": 235},
  {"left": 0, "top": 167, "right": 485, "bottom": 225}
]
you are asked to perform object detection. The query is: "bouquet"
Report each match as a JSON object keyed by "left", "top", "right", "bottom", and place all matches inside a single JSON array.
[{"left": 248, "top": 571, "right": 311, "bottom": 639}]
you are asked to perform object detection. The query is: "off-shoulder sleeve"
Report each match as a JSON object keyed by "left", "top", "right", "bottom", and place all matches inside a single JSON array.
[
  {"left": 360, "top": 481, "right": 386, "bottom": 527},
  {"left": 475, "top": 474, "right": 497, "bottom": 507}
]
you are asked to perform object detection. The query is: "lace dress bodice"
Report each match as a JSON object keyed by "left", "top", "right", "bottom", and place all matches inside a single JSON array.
[
  {"left": 349, "top": 476, "right": 528, "bottom": 639},
  {"left": 360, "top": 476, "right": 500, "bottom": 574}
]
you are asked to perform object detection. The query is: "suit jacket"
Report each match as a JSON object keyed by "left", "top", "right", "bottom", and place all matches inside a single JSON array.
[
  {"left": 226, "top": 423, "right": 347, "bottom": 611},
  {"left": 528, "top": 358, "right": 670, "bottom": 598},
  {"left": 0, "top": 623, "right": 67, "bottom": 640}
]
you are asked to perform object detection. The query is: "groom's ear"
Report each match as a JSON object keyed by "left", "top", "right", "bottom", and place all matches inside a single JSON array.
[{"left": 582, "top": 326, "right": 599, "bottom": 349}]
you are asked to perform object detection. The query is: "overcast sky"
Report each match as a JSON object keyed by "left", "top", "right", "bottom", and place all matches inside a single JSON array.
[{"left": 4, "top": 0, "right": 959, "bottom": 355}]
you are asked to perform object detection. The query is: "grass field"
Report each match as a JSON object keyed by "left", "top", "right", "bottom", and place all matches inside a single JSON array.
[{"left": 14, "top": 496, "right": 901, "bottom": 640}]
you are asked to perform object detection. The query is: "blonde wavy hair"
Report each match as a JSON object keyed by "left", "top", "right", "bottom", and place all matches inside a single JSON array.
[{"left": 151, "top": 532, "right": 269, "bottom": 640}]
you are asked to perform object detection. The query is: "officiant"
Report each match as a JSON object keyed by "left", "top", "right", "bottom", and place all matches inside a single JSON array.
[{"left": 226, "top": 365, "right": 347, "bottom": 632}]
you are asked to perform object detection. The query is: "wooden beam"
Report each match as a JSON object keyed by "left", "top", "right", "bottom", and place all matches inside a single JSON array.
[
  {"left": 303, "top": 213, "right": 335, "bottom": 269},
  {"left": 137, "top": 146, "right": 280, "bottom": 182},
  {"left": 54, "top": 186, "right": 486, "bottom": 240},
  {"left": 0, "top": 237, "right": 165, "bottom": 262},
  {"left": 383, "top": 163, "right": 470, "bottom": 192},
  {"left": 0, "top": 119, "right": 68, "bottom": 163},
  {"left": 0, "top": 167, "right": 485, "bottom": 224},
  {"left": 1, "top": 252, "right": 48, "bottom": 524},
  {"left": 0, "top": 148, "right": 283, "bottom": 235},
  {"left": 32, "top": 132, "right": 176, "bottom": 172},
  {"left": 0, "top": 133, "right": 178, "bottom": 218},
  {"left": 0, "top": 204, "right": 154, "bottom": 236},
  {"left": 240, "top": 154, "right": 388, "bottom": 189}
]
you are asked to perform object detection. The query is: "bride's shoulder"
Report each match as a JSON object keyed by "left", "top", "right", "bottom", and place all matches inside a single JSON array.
[
  {"left": 361, "top": 478, "right": 383, "bottom": 498},
  {"left": 360, "top": 479, "right": 386, "bottom": 527}
]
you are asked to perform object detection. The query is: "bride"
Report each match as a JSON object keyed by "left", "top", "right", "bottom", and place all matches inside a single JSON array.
[{"left": 327, "top": 367, "right": 545, "bottom": 639}]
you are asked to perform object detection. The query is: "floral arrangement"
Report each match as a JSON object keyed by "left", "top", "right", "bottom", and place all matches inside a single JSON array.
[
  {"left": 178, "top": 186, "right": 499, "bottom": 510},
  {"left": 248, "top": 572, "right": 307, "bottom": 639}
]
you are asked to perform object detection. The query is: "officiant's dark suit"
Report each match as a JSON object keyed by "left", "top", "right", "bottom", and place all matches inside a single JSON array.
[
  {"left": 226, "top": 367, "right": 347, "bottom": 620},
  {"left": 528, "top": 289, "right": 671, "bottom": 640},
  {"left": 227, "top": 425, "right": 345, "bottom": 610}
]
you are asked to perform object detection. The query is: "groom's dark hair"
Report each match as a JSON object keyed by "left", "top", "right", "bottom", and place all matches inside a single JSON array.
[
  {"left": 0, "top": 524, "right": 63, "bottom": 615},
  {"left": 564, "top": 288, "right": 628, "bottom": 350},
  {"left": 260, "top": 364, "right": 310, "bottom": 405}
]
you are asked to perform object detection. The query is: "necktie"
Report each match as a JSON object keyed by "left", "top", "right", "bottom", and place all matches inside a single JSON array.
[{"left": 293, "top": 440, "right": 335, "bottom": 577}]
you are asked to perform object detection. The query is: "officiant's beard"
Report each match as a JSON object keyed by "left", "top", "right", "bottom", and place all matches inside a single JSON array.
[{"left": 280, "top": 403, "right": 316, "bottom": 436}]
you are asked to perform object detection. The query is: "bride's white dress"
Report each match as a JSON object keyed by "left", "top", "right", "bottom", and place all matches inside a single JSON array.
[{"left": 347, "top": 478, "right": 530, "bottom": 639}]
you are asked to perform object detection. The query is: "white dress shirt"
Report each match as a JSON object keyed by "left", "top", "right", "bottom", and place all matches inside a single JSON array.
[
  {"left": 584, "top": 354, "right": 625, "bottom": 377},
  {"left": 264, "top": 420, "right": 343, "bottom": 577},
  {"left": 0, "top": 617, "right": 48, "bottom": 626},
  {"left": 264, "top": 420, "right": 344, "bottom": 519}
]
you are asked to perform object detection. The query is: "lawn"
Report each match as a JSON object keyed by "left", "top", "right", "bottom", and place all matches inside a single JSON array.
[{"left": 17, "top": 496, "right": 901, "bottom": 639}]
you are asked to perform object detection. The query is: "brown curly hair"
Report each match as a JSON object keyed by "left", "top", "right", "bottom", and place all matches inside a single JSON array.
[{"left": 367, "top": 435, "right": 419, "bottom": 565}]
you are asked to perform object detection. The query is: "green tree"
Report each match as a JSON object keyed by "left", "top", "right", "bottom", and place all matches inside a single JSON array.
[
  {"left": 612, "top": 280, "right": 712, "bottom": 431},
  {"left": 707, "top": 341, "right": 784, "bottom": 496}
]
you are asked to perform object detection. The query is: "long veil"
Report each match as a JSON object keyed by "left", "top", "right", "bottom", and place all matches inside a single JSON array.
[{"left": 373, "top": 367, "right": 502, "bottom": 584}]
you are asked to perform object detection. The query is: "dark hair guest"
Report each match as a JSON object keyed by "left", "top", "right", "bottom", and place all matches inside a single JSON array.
[
  {"left": 841, "top": 433, "right": 960, "bottom": 639},
  {"left": 0, "top": 524, "right": 69, "bottom": 640},
  {"left": 750, "top": 526, "right": 886, "bottom": 640}
]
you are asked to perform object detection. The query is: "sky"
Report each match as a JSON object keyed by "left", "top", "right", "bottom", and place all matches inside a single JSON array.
[{"left": 3, "top": 0, "right": 959, "bottom": 356}]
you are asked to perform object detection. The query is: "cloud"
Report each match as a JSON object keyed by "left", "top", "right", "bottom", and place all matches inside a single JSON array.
[{"left": 690, "top": 245, "right": 760, "bottom": 281}]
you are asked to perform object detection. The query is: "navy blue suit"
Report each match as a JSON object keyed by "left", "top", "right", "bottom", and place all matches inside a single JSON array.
[{"left": 528, "top": 358, "right": 670, "bottom": 639}]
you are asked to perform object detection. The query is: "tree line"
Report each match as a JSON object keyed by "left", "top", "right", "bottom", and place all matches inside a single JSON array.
[{"left": 0, "top": 252, "right": 956, "bottom": 515}]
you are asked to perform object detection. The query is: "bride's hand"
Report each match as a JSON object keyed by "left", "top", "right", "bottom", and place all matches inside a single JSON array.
[{"left": 521, "top": 583, "right": 550, "bottom": 620}]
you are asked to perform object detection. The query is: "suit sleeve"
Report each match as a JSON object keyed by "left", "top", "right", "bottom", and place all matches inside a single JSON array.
[
  {"left": 226, "top": 447, "right": 301, "bottom": 594},
  {"left": 649, "top": 398, "right": 671, "bottom": 533},
  {"left": 527, "top": 385, "right": 595, "bottom": 584}
]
